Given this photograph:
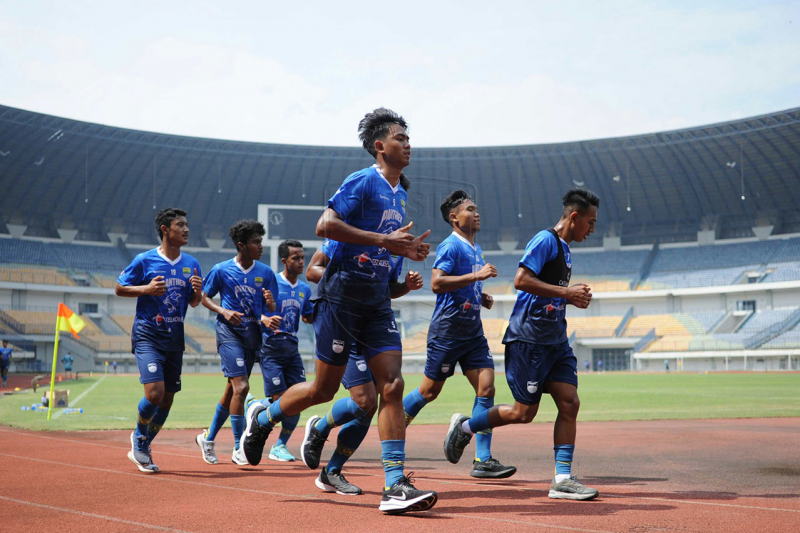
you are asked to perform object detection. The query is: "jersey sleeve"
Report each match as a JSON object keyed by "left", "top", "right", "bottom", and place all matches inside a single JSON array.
[
  {"left": 389, "top": 256, "right": 404, "bottom": 283},
  {"left": 202, "top": 265, "right": 221, "bottom": 299},
  {"left": 328, "top": 173, "right": 370, "bottom": 220},
  {"left": 432, "top": 242, "right": 456, "bottom": 274},
  {"left": 301, "top": 288, "right": 314, "bottom": 317},
  {"left": 265, "top": 270, "right": 280, "bottom": 315},
  {"left": 117, "top": 254, "right": 145, "bottom": 287},
  {"left": 520, "top": 231, "right": 558, "bottom": 276},
  {"left": 320, "top": 239, "right": 333, "bottom": 259}
]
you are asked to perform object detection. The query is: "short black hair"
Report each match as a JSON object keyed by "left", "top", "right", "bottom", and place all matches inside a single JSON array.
[
  {"left": 440, "top": 189, "right": 473, "bottom": 226},
  {"left": 278, "top": 239, "right": 304, "bottom": 260},
  {"left": 155, "top": 208, "right": 187, "bottom": 239},
  {"left": 562, "top": 188, "right": 600, "bottom": 216},
  {"left": 228, "top": 219, "right": 265, "bottom": 248},
  {"left": 358, "top": 107, "right": 408, "bottom": 159}
]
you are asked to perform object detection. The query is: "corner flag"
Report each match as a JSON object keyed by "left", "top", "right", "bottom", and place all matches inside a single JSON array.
[{"left": 48, "top": 303, "right": 86, "bottom": 420}]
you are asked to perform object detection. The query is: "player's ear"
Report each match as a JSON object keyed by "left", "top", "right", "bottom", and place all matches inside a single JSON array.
[{"left": 374, "top": 139, "right": 384, "bottom": 154}]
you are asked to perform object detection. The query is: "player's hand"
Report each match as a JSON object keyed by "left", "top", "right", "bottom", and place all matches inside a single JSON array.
[
  {"left": 190, "top": 268, "right": 202, "bottom": 294},
  {"left": 261, "top": 315, "right": 282, "bottom": 330},
  {"left": 406, "top": 230, "right": 432, "bottom": 262},
  {"left": 146, "top": 276, "right": 167, "bottom": 296},
  {"left": 405, "top": 270, "right": 423, "bottom": 291},
  {"left": 382, "top": 222, "right": 417, "bottom": 256},
  {"left": 223, "top": 309, "right": 244, "bottom": 326},
  {"left": 262, "top": 289, "right": 275, "bottom": 307},
  {"left": 481, "top": 293, "right": 494, "bottom": 309},
  {"left": 565, "top": 284, "right": 592, "bottom": 309},
  {"left": 475, "top": 263, "right": 498, "bottom": 281}
]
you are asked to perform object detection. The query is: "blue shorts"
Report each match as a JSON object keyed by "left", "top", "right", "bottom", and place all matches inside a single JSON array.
[
  {"left": 259, "top": 346, "right": 306, "bottom": 396},
  {"left": 341, "top": 348, "right": 375, "bottom": 389},
  {"left": 313, "top": 300, "right": 401, "bottom": 366},
  {"left": 134, "top": 342, "right": 183, "bottom": 392},
  {"left": 505, "top": 340, "right": 578, "bottom": 405},
  {"left": 424, "top": 336, "right": 494, "bottom": 381},
  {"left": 0, "top": 360, "right": 8, "bottom": 372},
  {"left": 218, "top": 342, "right": 257, "bottom": 378}
]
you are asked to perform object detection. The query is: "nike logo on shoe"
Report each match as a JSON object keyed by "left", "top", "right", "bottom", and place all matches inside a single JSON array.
[{"left": 387, "top": 493, "right": 407, "bottom": 500}]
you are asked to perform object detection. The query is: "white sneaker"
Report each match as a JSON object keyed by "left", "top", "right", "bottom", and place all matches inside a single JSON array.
[
  {"left": 195, "top": 430, "right": 218, "bottom": 465},
  {"left": 231, "top": 446, "right": 249, "bottom": 466}
]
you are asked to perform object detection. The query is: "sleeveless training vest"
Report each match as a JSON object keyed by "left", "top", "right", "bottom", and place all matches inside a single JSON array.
[{"left": 536, "top": 228, "right": 571, "bottom": 287}]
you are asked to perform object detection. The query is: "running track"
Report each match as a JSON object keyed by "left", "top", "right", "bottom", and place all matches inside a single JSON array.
[{"left": 1, "top": 418, "right": 798, "bottom": 532}]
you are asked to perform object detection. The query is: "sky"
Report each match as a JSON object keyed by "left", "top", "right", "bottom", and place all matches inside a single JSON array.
[{"left": 0, "top": 1, "right": 798, "bottom": 148}]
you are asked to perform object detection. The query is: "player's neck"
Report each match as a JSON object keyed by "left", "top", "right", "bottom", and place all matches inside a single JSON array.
[
  {"left": 237, "top": 252, "right": 254, "bottom": 270},
  {"left": 453, "top": 226, "right": 475, "bottom": 245},
  {"left": 159, "top": 241, "right": 182, "bottom": 261},
  {"left": 282, "top": 269, "right": 298, "bottom": 284},
  {"left": 376, "top": 159, "right": 403, "bottom": 187},
  {"left": 553, "top": 219, "right": 573, "bottom": 244}
]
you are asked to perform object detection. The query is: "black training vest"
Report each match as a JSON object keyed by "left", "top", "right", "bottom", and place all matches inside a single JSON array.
[{"left": 536, "top": 229, "right": 571, "bottom": 287}]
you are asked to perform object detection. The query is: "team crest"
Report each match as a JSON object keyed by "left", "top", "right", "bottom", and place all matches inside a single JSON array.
[
  {"left": 236, "top": 357, "right": 245, "bottom": 367},
  {"left": 147, "top": 363, "right": 158, "bottom": 373},
  {"left": 527, "top": 381, "right": 538, "bottom": 393},
  {"left": 332, "top": 340, "right": 345, "bottom": 353},
  {"left": 182, "top": 267, "right": 191, "bottom": 278},
  {"left": 272, "top": 376, "right": 281, "bottom": 385},
  {"left": 299, "top": 292, "right": 305, "bottom": 299},
  {"left": 357, "top": 360, "right": 368, "bottom": 372},
  {"left": 255, "top": 277, "right": 263, "bottom": 287},
  {"left": 441, "top": 364, "right": 451, "bottom": 374}
]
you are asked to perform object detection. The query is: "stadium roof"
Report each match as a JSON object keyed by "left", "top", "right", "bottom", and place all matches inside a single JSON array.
[{"left": 1, "top": 104, "right": 799, "bottom": 249}]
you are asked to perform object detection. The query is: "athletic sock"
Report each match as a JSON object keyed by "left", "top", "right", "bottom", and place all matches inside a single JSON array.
[
  {"left": 473, "top": 396, "right": 494, "bottom": 461},
  {"left": 276, "top": 414, "right": 300, "bottom": 446},
  {"left": 327, "top": 415, "right": 371, "bottom": 473},
  {"left": 315, "top": 397, "right": 367, "bottom": 438},
  {"left": 554, "top": 444, "right": 575, "bottom": 482},
  {"left": 402, "top": 387, "right": 428, "bottom": 426},
  {"left": 135, "top": 397, "right": 158, "bottom": 439},
  {"left": 466, "top": 407, "right": 491, "bottom": 434},
  {"left": 230, "top": 415, "right": 245, "bottom": 450},
  {"left": 381, "top": 439, "right": 406, "bottom": 489},
  {"left": 257, "top": 397, "right": 284, "bottom": 428},
  {"left": 146, "top": 407, "right": 169, "bottom": 443},
  {"left": 207, "top": 403, "right": 230, "bottom": 441}
]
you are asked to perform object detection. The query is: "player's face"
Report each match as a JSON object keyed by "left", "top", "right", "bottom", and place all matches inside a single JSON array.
[
  {"left": 572, "top": 206, "right": 597, "bottom": 242},
  {"left": 283, "top": 247, "right": 305, "bottom": 276},
  {"left": 453, "top": 200, "right": 481, "bottom": 233},
  {"left": 163, "top": 216, "right": 189, "bottom": 246},
  {"left": 2, "top": 341, "right": 6, "bottom": 347},
  {"left": 242, "top": 235, "right": 263, "bottom": 261},
  {"left": 377, "top": 124, "right": 411, "bottom": 169}
]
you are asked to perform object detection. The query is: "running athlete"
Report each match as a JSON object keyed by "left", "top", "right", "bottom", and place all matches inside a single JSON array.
[
  {"left": 196, "top": 220, "right": 278, "bottom": 466},
  {"left": 444, "top": 188, "right": 599, "bottom": 501},
  {"left": 241, "top": 108, "right": 437, "bottom": 514},
  {"left": 0, "top": 340, "right": 11, "bottom": 388},
  {"left": 256, "top": 239, "right": 314, "bottom": 462},
  {"left": 402, "top": 190, "right": 515, "bottom": 479},
  {"left": 116, "top": 207, "right": 203, "bottom": 473}
]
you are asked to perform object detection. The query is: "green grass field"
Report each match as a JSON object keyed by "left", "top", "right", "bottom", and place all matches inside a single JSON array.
[{"left": 1, "top": 372, "right": 798, "bottom": 432}]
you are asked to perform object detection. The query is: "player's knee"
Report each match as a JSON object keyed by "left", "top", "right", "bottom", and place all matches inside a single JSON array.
[
  {"left": 558, "top": 396, "right": 580, "bottom": 418},
  {"left": 145, "top": 388, "right": 165, "bottom": 405},
  {"left": 309, "top": 382, "right": 338, "bottom": 404},
  {"left": 511, "top": 404, "right": 537, "bottom": 424},
  {"left": 478, "top": 385, "right": 496, "bottom": 398},
  {"left": 420, "top": 387, "right": 440, "bottom": 403},
  {"left": 352, "top": 390, "right": 377, "bottom": 412},
  {"left": 232, "top": 380, "right": 249, "bottom": 398},
  {"left": 380, "top": 375, "right": 405, "bottom": 403}
]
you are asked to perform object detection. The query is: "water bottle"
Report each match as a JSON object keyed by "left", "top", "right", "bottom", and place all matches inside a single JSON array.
[
  {"left": 21, "top": 405, "right": 30, "bottom": 411},
  {"left": 62, "top": 408, "right": 83, "bottom": 414}
]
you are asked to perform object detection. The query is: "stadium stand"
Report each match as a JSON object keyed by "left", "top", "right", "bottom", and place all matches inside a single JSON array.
[{"left": 567, "top": 316, "right": 623, "bottom": 338}]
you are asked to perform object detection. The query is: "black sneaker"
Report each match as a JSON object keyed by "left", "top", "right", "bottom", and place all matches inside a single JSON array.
[
  {"left": 470, "top": 457, "right": 517, "bottom": 479},
  {"left": 300, "top": 415, "right": 326, "bottom": 470},
  {"left": 241, "top": 402, "right": 272, "bottom": 466},
  {"left": 315, "top": 467, "right": 362, "bottom": 495},
  {"left": 443, "top": 413, "right": 472, "bottom": 464},
  {"left": 379, "top": 473, "right": 438, "bottom": 514}
]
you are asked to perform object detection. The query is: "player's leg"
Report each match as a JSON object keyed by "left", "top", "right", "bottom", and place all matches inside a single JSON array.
[
  {"left": 269, "top": 353, "right": 306, "bottom": 462},
  {"left": 128, "top": 343, "right": 166, "bottom": 473},
  {"left": 197, "top": 380, "right": 232, "bottom": 465},
  {"left": 402, "top": 340, "right": 453, "bottom": 425}
]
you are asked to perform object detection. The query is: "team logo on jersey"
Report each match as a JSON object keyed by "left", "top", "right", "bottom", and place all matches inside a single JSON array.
[
  {"left": 357, "top": 360, "right": 367, "bottom": 372},
  {"left": 236, "top": 358, "right": 245, "bottom": 367},
  {"left": 147, "top": 363, "right": 158, "bottom": 373},
  {"left": 255, "top": 277, "right": 263, "bottom": 287},
  {"left": 155, "top": 313, "right": 164, "bottom": 324},
  {"left": 354, "top": 252, "right": 371, "bottom": 267},
  {"left": 400, "top": 199, "right": 405, "bottom": 207},
  {"left": 545, "top": 302, "right": 557, "bottom": 313},
  {"left": 527, "top": 381, "right": 538, "bottom": 393},
  {"left": 272, "top": 376, "right": 281, "bottom": 385},
  {"left": 299, "top": 292, "right": 305, "bottom": 299},
  {"left": 441, "top": 364, "right": 451, "bottom": 374},
  {"left": 182, "top": 267, "right": 191, "bottom": 278},
  {"left": 460, "top": 300, "right": 472, "bottom": 312},
  {"left": 333, "top": 340, "right": 345, "bottom": 353}
]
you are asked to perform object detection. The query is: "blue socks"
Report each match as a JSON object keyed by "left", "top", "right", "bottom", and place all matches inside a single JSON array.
[
  {"left": 381, "top": 440, "right": 406, "bottom": 489},
  {"left": 473, "top": 396, "right": 494, "bottom": 461},
  {"left": 277, "top": 414, "right": 300, "bottom": 446},
  {"left": 257, "top": 398, "right": 285, "bottom": 428},
  {"left": 554, "top": 444, "right": 574, "bottom": 476},
  {"left": 327, "top": 415, "right": 372, "bottom": 473},
  {"left": 146, "top": 407, "right": 169, "bottom": 444},
  {"left": 315, "top": 398, "right": 367, "bottom": 438},
  {"left": 135, "top": 397, "right": 158, "bottom": 439},
  {"left": 402, "top": 387, "right": 428, "bottom": 426},
  {"left": 207, "top": 403, "right": 230, "bottom": 441},
  {"left": 230, "top": 415, "right": 245, "bottom": 450},
  {"left": 468, "top": 408, "right": 492, "bottom": 434}
]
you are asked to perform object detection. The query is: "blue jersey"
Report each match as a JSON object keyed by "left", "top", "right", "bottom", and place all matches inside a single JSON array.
[
  {"left": 503, "top": 230, "right": 572, "bottom": 346},
  {"left": 203, "top": 258, "right": 279, "bottom": 350},
  {"left": 316, "top": 165, "right": 408, "bottom": 309},
  {"left": 118, "top": 248, "right": 201, "bottom": 352},
  {"left": 0, "top": 347, "right": 11, "bottom": 362},
  {"left": 428, "top": 232, "right": 486, "bottom": 341},
  {"left": 320, "top": 238, "right": 404, "bottom": 284},
  {"left": 61, "top": 355, "right": 74, "bottom": 366},
  {"left": 263, "top": 272, "right": 314, "bottom": 349}
]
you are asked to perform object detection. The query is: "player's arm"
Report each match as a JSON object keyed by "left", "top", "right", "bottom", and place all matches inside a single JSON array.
[
  {"left": 389, "top": 270, "right": 423, "bottom": 299},
  {"left": 513, "top": 266, "right": 591, "bottom": 309},
  {"left": 115, "top": 278, "right": 165, "bottom": 298},
  {"left": 201, "top": 294, "right": 243, "bottom": 326},
  {"left": 430, "top": 264, "right": 497, "bottom": 294},
  {"left": 305, "top": 249, "right": 330, "bottom": 284},
  {"left": 189, "top": 268, "right": 202, "bottom": 308}
]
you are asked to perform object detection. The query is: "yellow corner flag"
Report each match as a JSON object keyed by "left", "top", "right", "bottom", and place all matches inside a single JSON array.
[{"left": 48, "top": 303, "right": 86, "bottom": 420}]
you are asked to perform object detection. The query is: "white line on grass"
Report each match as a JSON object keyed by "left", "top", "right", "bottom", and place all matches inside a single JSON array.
[
  {"left": 0, "top": 494, "right": 196, "bottom": 532},
  {"left": 52, "top": 374, "right": 108, "bottom": 419}
]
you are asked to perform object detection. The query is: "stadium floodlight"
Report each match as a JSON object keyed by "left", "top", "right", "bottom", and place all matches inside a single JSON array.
[
  {"left": 726, "top": 161, "right": 736, "bottom": 168},
  {"left": 612, "top": 175, "right": 621, "bottom": 182}
]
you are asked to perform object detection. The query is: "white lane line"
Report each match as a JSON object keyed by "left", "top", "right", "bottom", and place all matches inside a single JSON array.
[
  {"left": 52, "top": 374, "right": 108, "bottom": 419},
  {"left": 0, "top": 494, "right": 196, "bottom": 532}
]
